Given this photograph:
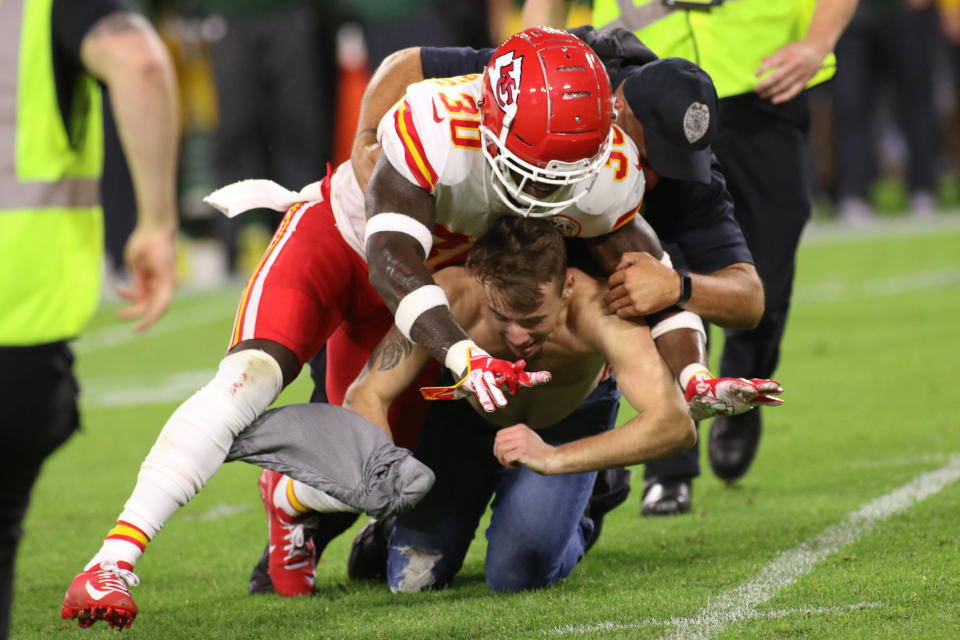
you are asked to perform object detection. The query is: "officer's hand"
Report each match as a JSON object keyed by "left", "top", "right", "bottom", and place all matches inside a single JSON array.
[
  {"left": 684, "top": 373, "right": 783, "bottom": 422},
  {"left": 351, "top": 129, "right": 381, "bottom": 192},
  {"left": 754, "top": 41, "right": 828, "bottom": 104},
  {"left": 115, "top": 224, "right": 177, "bottom": 333},
  {"left": 604, "top": 252, "right": 680, "bottom": 317},
  {"left": 493, "top": 423, "right": 555, "bottom": 474}
]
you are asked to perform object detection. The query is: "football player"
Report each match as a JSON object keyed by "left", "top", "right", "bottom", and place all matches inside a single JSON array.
[
  {"left": 62, "top": 27, "right": 700, "bottom": 627},
  {"left": 248, "top": 28, "right": 779, "bottom": 597}
]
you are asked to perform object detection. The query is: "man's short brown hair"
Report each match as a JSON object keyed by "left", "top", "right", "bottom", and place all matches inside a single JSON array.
[{"left": 466, "top": 216, "right": 567, "bottom": 314}]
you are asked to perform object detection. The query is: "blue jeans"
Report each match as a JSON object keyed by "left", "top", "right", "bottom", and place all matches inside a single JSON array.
[{"left": 387, "top": 378, "right": 620, "bottom": 593}]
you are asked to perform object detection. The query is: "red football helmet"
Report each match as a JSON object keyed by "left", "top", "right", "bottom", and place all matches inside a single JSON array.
[{"left": 480, "top": 27, "right": 614, "bottom": 217}]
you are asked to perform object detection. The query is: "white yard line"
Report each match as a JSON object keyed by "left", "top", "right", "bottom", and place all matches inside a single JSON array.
[
  {"left": 801, "top": 213, "right": 960, "bottom": 248},
  {"left": 846, "top": 453, "right": 951, "bottom": 470},
  {"left": 549, "top": 457, "right": 960, "bottom": 638},
  {"left": 74, "top": 292, "right": 238, "bottom": 355},
  {"left": 793, "top": 267, "right": 960, "bottom": 304},
  {"left": 549, "top": 602, "right": 881, "bottom": 636},
  {"left": 80, "top": 370, "right": 216, "bottom": 408},
  {"left": 182, "top": 504, "right": 251, "bottom": 522}
]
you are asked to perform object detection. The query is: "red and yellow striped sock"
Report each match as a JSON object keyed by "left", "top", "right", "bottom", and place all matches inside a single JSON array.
[
  {"left": 85, "top": 520, "right": 151, "bottom": 569},
  {"left": 285, "top": 477, "right": 310, "bottom": 515},
  {"left": 106, "top": 520, "right": 150, "bottom": 553}
]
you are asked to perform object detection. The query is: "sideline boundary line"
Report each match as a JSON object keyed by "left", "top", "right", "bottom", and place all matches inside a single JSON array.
[
  {"left": 547, "top": 458, "right": 960, "bottom": 638},
  {"left": 548, "top": 602, "right": 881, "bottom": 636}
]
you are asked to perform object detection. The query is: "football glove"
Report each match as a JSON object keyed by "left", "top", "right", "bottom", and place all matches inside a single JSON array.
[
  {"left": 684, "top": 372, "right": 783, "bottom": 422},
  {"left": 421, "top": 348, "right": 551, "bottom": 412}
]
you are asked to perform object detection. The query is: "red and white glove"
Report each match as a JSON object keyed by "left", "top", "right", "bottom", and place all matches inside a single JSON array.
[
  {"left": 421, "top": 347, "right": 552, "bottom": 412},
  {"left": 683, "top": 369, "right": 783, "bottom": 422}
]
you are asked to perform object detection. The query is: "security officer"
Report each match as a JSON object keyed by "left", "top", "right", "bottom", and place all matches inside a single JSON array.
[
  {"left": 408, "top": 25, "right": 780, "bottom": 515},
  {"left": 0, "top": 1, "right": 178, "bottom": 636},
  {"left": 522, "top": 0, "right": 859, "bottom": 508}
]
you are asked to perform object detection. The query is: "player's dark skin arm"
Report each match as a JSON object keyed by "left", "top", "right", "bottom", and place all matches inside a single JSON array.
[
  {"left": 364, "top": 155, "right": 472, "bottom": 371},
  {"left": 585, "top": 217, "right": 707, "bottom": 378},
  {"left": 584, "top": 215, "right": 663, "bottom": 271}
]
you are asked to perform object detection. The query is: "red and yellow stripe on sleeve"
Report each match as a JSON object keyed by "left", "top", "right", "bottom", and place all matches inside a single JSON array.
[
  {"left": 394, "top": 99, "right": 438, "bottom": 191},
  {"left": 611, "top": 199, "right": 642, "bottom": 232}
]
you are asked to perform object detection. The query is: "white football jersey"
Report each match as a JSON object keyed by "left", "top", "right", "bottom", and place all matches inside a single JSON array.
[
  {"left": 334, "top": 74, "right": 646, "bottom": 270},
  {"left": 378, "top": 74, "right": 643, "bottom": 268}
]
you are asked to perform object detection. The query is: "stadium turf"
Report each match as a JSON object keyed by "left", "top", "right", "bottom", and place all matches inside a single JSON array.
[{"left": 13, "top": 215, "right": 960, "bottom": 639}]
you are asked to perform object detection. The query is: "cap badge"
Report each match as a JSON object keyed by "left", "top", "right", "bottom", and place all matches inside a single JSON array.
[{"left": 682, "top": 102, "right": 710, "bottom": 144}]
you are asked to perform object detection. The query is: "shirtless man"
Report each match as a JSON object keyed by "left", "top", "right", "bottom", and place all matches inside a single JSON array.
[{"left": 345, "top": 215, "right": 694, "bottom": 592}]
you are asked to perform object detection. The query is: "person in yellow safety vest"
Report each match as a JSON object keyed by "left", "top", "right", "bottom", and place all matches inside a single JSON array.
[
  {"left": 521, "top": 0, "right": 858, "bottom": 514},
  {"left": 0, "top": 1, "right": 179, "bottom": 637}
]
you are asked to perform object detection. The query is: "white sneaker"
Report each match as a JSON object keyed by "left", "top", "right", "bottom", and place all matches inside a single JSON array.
[{"left": 837, "top": 197, "right": 875, "bottom": 227}]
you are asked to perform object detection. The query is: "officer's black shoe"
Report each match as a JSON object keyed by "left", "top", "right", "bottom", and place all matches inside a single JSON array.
[
  {"left": 248, "top": 543, "right": 273, "bottom": 594},
  {"left": 708, "top": 408, "right": 762, "bottom": 483},
  {"left": 248, "top": 511, "right": 359, "bottom": 594},
  {"left": 584, "top": 467, "right": 632, "bottom": 552},
  {"left": 640, "top": 477, "right": 692, "bottom": 516},
  {"left": 347, "top": 516, "right": 395, "bottom": 581}
]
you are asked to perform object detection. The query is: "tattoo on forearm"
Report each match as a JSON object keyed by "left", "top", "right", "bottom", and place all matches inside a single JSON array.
[
  {"left": 374, "top": 328, "right": 413, "bottom": 371},
  {"left": 88, "top": 12, "right": 151, "bottom": 38}
]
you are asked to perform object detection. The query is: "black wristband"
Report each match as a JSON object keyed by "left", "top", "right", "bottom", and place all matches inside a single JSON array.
[{"left": 675, "top": 268, "right": 692, "bottom": 306}]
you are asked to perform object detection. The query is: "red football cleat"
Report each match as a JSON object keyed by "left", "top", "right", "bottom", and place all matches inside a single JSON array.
[
  {"left": 259, "top": 469, "right": 316, "bottom": 597},
  {"left": 61, "top": 561, "right": 139, "bottom": 630}
]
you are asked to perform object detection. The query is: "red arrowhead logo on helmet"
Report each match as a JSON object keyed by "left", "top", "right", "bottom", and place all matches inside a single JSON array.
[{"left": 491, "top": 51, "right": 523, "bottom": 115}]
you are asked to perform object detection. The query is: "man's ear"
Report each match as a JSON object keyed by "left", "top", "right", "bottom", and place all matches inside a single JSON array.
[
  {"left": 612, "top": 96, "right": 625, "bottom": 122},
  {"left": 562, "top": 272, "right": 575, "bottom": 299}
]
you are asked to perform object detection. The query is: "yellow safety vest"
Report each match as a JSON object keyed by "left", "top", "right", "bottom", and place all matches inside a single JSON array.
[
  {"left": 592, "top": 0, "right": 836, "bottom": 98},
  {"left": 0, "top": 0, "right": 104, "bottom": 345}
]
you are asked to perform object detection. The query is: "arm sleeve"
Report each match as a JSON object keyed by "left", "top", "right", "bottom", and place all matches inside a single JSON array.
[
  {"left": 644, "top": 158, "right": 754, "bottom": 273},
  {"left": 420, "top": 46, "right": 494, "bottom": 79},
  {"left": 379, "top": 92, "right": 450, "bottom": 194},
  {"left": 568, "top": 26, "right": 659, "bottom": 88}
]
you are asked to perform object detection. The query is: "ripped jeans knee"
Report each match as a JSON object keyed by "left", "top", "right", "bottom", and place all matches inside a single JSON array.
[{"left": 387, "top": 544, "right": 446, "bottom": 593}]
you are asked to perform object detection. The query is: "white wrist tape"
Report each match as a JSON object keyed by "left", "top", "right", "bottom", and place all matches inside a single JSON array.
[
  {"left": 364, "top": 213, "right": 434, "bottom": 259},
  {"left": 395, "top": 284, "right": 449, "bottom": 340},
  {"left": 679, "top": 362, "right": 713, "bottom": 391},
  {"left": 444, "top": 339, "right": 477, "bottom": 378},
  {"left": 649, "top": 310, "right": 706, "bottom": 340}
]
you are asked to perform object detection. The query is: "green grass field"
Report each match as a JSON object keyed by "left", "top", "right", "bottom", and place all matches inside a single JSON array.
[{"left": 12, "top": 215, "right": 960, "bottom": 639}]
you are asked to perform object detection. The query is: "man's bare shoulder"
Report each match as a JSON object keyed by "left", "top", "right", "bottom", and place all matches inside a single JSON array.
[
  {"left": 433, "top": 266, "right": 483, "bottom": 327},
  {"left": 567, "top": 268, "right": 606, "bottom": 311},
  {"left": 566, "top": 268, "right": 647, "bottom": 353}
]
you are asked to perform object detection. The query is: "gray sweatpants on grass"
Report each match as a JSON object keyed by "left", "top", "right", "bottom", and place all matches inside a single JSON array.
[{"left": 225, "top": 403, "right": 433, "bottom": 520}]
